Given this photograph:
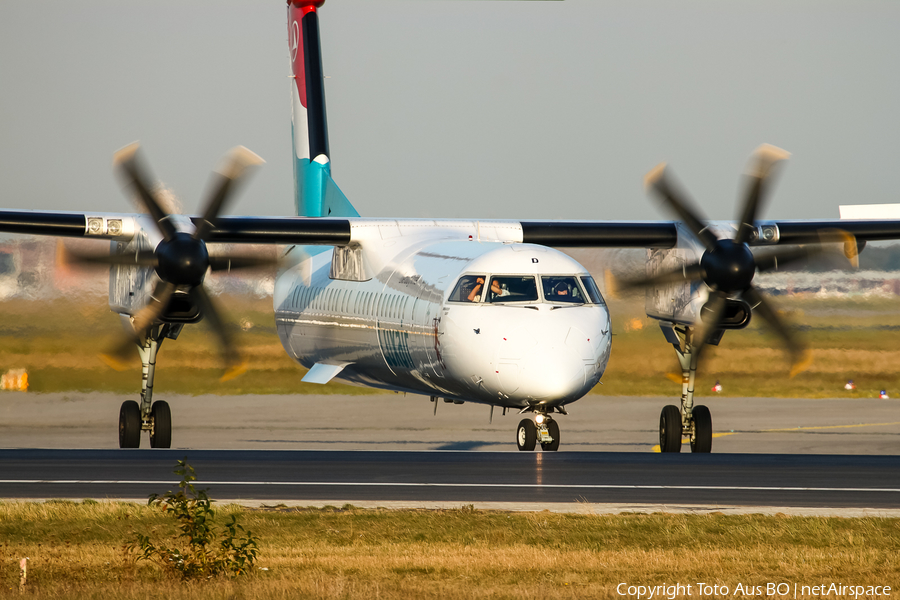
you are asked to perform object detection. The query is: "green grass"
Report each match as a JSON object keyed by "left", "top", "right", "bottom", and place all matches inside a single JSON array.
[{"left": 0, "top": 501, "right": 897, "bottom": 599}]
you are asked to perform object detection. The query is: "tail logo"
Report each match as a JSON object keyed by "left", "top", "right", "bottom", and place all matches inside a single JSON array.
[{"left": 290, "top": 21, "right": 300, "bottom": 62}]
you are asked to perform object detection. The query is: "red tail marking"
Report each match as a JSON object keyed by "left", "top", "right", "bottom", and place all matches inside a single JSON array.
[{"left": 287, "top": 1, "right": 324, "bottom": 109}]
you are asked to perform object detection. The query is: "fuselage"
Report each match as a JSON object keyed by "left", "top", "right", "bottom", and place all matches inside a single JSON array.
[{"left": 273, "top": 238, "right": 611, "bottom": 409}]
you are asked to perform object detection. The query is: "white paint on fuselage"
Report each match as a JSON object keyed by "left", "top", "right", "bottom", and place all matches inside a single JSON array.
[{"left": 274, "top": 238, "right": 611, "bottom": 410}]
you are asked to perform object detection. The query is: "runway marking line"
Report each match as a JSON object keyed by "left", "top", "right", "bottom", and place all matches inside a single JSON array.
[
  {"left": 652, "top": 421, "right": 900, "bottom": 452},
  {"left": 1, "top": 480, "right": 898, "bottom": 493}
]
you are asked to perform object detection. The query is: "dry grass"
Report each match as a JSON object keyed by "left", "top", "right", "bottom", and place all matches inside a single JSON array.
[
  {"left": 597, "top": 293, "right": 900, "bottom": 398},
  {"left": 3, "top": 293, "right": 900, "bottom": 397},
  {"left": 0, "top": 501, "right": 897, "bottom": 599}
]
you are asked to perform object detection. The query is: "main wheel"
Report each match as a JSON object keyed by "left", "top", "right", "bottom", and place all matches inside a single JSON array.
[
  {"left": 150, "top": 401, "right": 172, "bottom": 449},
  {"left": 541, "top": 419, "right": 560, "bottom": 451},
  {"left": 690, "top": 405, "right": 712, "bottom": 453},
  {"left": 119, "top": 400, "right": 141, "bottom": 449},
  {"left": 516, "top": 419, "right": 537, "bottom": 451},
  {"left": 659, "top": 404, "right": 682, "bottom": 453}
]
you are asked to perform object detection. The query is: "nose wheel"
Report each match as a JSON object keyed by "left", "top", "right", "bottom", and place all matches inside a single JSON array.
[
  {"left": 516, "top": 414, "right": 561, "bottom": 451},
  {"left": 541, "top": 419, "right": 560, "bottom": 451},
  {"left": 516, "top": 419, "right": 536, "bottom": 451}
]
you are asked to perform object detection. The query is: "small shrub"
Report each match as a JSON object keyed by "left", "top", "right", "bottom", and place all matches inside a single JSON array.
[{"left": 129, "top": 459, "right": 258, "bottom": 579}]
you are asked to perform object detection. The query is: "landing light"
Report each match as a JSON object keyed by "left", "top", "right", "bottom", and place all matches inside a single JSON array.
[{"left": 535, "top": 414, "right": 545, "bottom": 424}]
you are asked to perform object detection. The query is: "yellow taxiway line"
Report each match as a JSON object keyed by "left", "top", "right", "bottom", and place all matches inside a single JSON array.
[{"left": 652, "top": 421, "right": 900, "bottom": 453}]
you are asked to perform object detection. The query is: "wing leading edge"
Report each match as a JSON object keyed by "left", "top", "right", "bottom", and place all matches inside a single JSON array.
[{"left": 2, "top": 210, "right": 900, "bottom": 248}]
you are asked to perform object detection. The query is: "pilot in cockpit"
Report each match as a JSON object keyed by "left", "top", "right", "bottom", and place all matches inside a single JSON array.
[
  {"left": 466, "top": 277, "right": 485, "bottom": 302},
  {"left": 549, "top": 281, "right": 572, "bottom": 299},
  {"left": 490, "top": 279, "right": 510, "bottom": 299}
]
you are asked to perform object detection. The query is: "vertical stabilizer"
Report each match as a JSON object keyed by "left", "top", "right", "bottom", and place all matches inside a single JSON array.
[{"left": 288, "top": 0, "right": 359, "bottom": 219}]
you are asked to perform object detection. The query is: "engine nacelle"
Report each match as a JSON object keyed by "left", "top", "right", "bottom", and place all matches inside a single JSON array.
[{"left": 701, "top": 298, "right": 752, "bottom": 329}]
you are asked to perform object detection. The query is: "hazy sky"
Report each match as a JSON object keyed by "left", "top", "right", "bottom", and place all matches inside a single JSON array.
[{"left": 1, "top": 1, "right": 899, "bottom": 223}]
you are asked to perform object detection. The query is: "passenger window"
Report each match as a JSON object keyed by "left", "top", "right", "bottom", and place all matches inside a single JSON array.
[
  {"left": 541, "top": 276, "right": 584, "bottom": 304},
  {"left": 487, "top": 276, "right": 538, "bottom": 303},
  {"left": 449, "top": 274, "right": 488, "bottom": 303}
]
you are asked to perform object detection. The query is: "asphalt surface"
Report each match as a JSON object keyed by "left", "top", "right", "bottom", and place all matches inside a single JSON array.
[
  {"left": 2, "top": 392, "right": 899, "bottom": 453},
  {"left": 1, "top": 449, "right": 899, "bottom": 509},
  {"left": 1, "top": 393, "right": 898, "bottom": 513}
]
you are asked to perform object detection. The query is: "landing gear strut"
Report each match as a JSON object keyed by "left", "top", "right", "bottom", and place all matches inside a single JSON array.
[
  {"left": 516, "top": 408, "right": 564, "bottom": 451},
  {"left": 117, "top": 323, "right": 180, "bottom": 449},
  {"left": 658, "top": 323, "right": 713, "bottom": 453}
]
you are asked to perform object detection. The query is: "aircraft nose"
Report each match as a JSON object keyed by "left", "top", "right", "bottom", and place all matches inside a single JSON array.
[
  {"left": 495, "top": 325, "right": 604, "bottom": 401},
  {"left": 519, "top": 344, "right": 587, "bottom": 399}
]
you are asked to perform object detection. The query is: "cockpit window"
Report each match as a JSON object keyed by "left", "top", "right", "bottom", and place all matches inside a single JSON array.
[
  {"left": 541, "top": 276, "right": 585, "bottom": 303},
  {"left": 580, "top": 276, "right": 606, "bottom": 306},
  {"left": 487, "top": 276, "right": 538, "bottom": 303},
  {"left": 449, "top": 274, "right": 488, "bottom": 302}
]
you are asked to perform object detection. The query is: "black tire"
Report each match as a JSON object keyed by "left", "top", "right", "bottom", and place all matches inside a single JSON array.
[
  {"left": 541, "top": 419, "right": 560, "bottom": 451},
  {"left": 659, "top": 405, "right": 682, "bottom": 453},
  {"left": 690, "top": 405, "right": 712, "bottom": 453},
  {"left": 150, "top": 401, "right": 172, "bottom": 449},
  {"left": 119, "top": 401, "right": 141, "bottom": 449},
  {"left": 516, "top": 419, "right": 537, "bottom": 451}
]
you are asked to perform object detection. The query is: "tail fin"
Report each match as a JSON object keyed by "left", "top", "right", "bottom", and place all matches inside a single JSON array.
[{"left": 288, "top": 0, "right": 359, "bottom": 218}]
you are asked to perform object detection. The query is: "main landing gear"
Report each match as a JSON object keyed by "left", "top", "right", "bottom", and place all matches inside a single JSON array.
[
  {"left": 516, "top": 408, "right": 564, "bottom": 451},
  {"left": 658, "top": 323, "right": 713, "bottom": 453},
  {"left": 117, "top": 323, "right": 180, "bottom": 449}
]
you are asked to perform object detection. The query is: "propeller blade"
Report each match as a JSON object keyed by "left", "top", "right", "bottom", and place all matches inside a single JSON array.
[
  {"left": 208, "top": 253, "right": 280, "bottom": 272},
  {"left": 693, "top": 289, "right": 727, "bottom": 352},
  {"left": 742, "top": 285, "right": 811, "bottom": 377},
  {"left": 193, "top": 146, "right": 264, "bottom": 241},
  {"left": 644, "top": 163, "right": 718, "bottom": 251},
  {"left": 616, "top": 262, "right": 706, "bottom": 291},
  {"left": 190, "top": 285, "right": 247, "bottom": 381},
  {"left": 734, "top": 144, "right": 791, "bottom": 245},
  {"left": 754, "top": 246, "right": 818, "bottom": 273},
  {"left": 99, "top": 280, "right": 177, "bottom": 371},
  {"left": 818, "top": 228, "right": 861, "bottom": 269},
  {"left": 755, "top": 229, "right": 860, "bottom": 273},
  {"left": 60, "top": 246, "right": 158, "bottom": 269},
  {"left": 113, "top": 142, "right": 178, "bottom": 242}
]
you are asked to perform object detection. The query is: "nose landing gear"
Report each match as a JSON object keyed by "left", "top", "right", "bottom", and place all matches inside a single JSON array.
[{"left": 516, "top": 410, "right": 562, "bottom": 451}]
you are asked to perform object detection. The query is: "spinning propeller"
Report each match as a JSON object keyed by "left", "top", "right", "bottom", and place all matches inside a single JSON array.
[
  {"left": 621, "top": 144, "right": 857, "bottom": 376},
  {"left": 66, "top": 143, "right": 274, "bottom": 380}
]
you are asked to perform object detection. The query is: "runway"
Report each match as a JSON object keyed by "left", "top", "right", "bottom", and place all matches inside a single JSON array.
[
  {"left": 2, "top": 392, "right": 899, "bottom": 453},
  {"left": 1, "top": 393, "right": 898, "bottom": 513},
  {"left": 2, "top": 449, "right": 899, "bottom": 510}
]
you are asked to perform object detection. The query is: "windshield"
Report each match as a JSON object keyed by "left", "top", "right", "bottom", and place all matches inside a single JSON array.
[
  {"left": 580, "top": 276, "right": 606, "bottom": 305},
  {"left": 448, "top": 274, "right": 487, "bottom": 302},
  {"left": 487, "top": 276, "right": 539, "bottom": 303},
  {"left": 541, "top": 276, "right": 585, "bottom": 304}
]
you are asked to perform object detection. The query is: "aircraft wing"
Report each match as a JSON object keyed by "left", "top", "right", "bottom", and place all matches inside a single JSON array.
[{"left": 2, "top": 210, "right": 900, "bottom": 248}]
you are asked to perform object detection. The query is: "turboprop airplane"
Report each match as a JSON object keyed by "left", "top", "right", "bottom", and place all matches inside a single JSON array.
[{"left": 2, "top": 0, "right": 900, "bottom": 452}]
